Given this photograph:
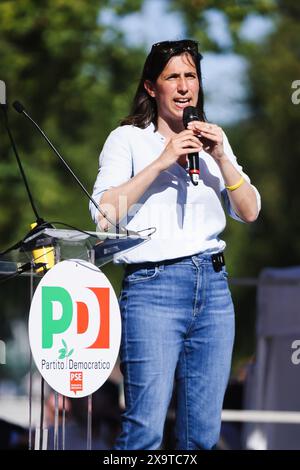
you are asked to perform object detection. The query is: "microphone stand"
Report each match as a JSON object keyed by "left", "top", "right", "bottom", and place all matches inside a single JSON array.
[
  {"left": 1, "top": 101, "right": 51, "bottom": 455},
  {"left": 1, "top": 106, "right": 43, "bottom": 223},
  {"left": 0, "top": 103, "right": 52, "bottom": 255},
  {"left": 12, "top": 101, "right": 130, "bottom": 236}
]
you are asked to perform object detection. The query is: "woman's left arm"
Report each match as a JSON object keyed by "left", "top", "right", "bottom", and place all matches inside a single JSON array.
[{"left": 187, "top": 121, "right": 259, "bottom": 223}]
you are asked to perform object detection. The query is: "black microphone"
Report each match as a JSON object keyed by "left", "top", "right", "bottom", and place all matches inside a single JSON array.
[
  {"left": 12, "top": 100, "right": 130, "bottom": 235},
  {"left": 183, "top": 106, "right": 200, "bottom": 186}
]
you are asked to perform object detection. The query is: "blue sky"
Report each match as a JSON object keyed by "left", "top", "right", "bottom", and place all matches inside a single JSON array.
[{"left": 100, "top": 0, "right": 273, "bottom": 125}]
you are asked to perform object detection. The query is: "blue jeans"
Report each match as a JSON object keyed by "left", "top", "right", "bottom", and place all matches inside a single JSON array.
[{"left": 114, "top": 253, "right": 235, "bottom": 450}]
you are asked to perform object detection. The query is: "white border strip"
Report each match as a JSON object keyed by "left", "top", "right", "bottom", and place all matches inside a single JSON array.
[{"left": 222, "top": 409, "right": 300, "bottom": 423}]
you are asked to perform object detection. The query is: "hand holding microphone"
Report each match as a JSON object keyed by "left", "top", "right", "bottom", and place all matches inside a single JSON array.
[
  {"left": 156, "top": 129, "right": 203, "bottom": 173},
  {"left": 184, "top": 107, "right": 226, "bottom": 162}
]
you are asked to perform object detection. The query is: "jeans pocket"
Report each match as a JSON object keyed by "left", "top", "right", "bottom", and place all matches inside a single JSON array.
[{"left": 126, "top": 266, "right": 160, "bottom": 283}]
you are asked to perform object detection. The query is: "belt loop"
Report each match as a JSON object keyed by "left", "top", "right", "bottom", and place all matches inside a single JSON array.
[
  {"left": 191, "top": 254, "right": 199, "bottom": 268},
  {"left": 158, "top": 262, "right": 164, "bottom": 272}
]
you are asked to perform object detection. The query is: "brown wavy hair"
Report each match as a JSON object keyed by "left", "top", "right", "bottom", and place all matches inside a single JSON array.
[{"left": 121, "top": 40, "right": 206, "bottom": 130}]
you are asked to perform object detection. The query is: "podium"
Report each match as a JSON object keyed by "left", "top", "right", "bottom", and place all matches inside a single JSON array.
[
  {"left": 0, "top": 227, "right": 147, "bottom": 275},
  {"left": 0, "top": 227, "right": 147, "bottom": 450}
]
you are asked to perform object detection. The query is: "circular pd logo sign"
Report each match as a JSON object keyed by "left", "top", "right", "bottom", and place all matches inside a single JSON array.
[{"left": 29, "top": 260, "right": 121, "bottom": 397}]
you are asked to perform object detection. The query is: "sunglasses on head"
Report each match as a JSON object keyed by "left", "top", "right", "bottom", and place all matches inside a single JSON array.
[{"left": 151, "top": 39, "right": 201, "bottom": 57}]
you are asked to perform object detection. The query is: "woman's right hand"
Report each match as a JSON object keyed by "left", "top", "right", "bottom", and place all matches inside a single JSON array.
[{"left": 156, "top": 129, "right": 203, "bottom": 172}]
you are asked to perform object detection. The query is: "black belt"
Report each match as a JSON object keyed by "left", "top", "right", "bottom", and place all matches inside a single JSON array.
[{"left": 125, "top": 252, "right": 225, "bottom": 274}]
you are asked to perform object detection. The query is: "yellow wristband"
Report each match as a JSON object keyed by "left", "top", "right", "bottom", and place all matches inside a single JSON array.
[{"left": 225, "top": 176, "right": 244, "bottom": 191}]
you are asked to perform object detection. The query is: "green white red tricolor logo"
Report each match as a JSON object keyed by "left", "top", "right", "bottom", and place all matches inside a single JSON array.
[{"left": 28, "top": 260, "right": 121, "bottom": 397}]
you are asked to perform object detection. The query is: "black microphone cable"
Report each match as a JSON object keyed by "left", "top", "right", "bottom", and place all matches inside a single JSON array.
[
  {"left": 0, "top": 99, "right": 156, "bottom": 257},
  {"left": 0, "top": 219, "right": 156, "bottom": 282},
  {"left": 0, "top": 101, "right": 46, "bottom": 227},
  {"left": 0, "top": 261, "right": 47, "bottom": 285},
  {"left": 0, "top": 86, "right": 53, "bottom": 259},
  {"left": 12, "top": 100, "right": 132, "bottom": 236},
  {"left": 13, "top": 101, "right": 157, "bottom": 239}
]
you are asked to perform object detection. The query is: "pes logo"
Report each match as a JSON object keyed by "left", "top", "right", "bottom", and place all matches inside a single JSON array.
[{"left": 70, "top": 371, "right": 83, "bottom": 394}]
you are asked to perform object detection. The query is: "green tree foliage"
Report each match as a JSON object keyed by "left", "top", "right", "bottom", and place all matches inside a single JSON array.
[
  {"left": 224, "top": 5, "right": 300, "bottom": 360},
  {"left": 232, "top": 3, "right": 300, "bottom": 270},
  {"left": 0, "top": 0, "right": 145, "bottom": 357},
  {"left": 1, "top": 0, "right": 299, "bottom": 365},
  {"left": 170, "top": 0, "right": 276, "bottom": 51},
  {"left": 0, "top": 0, "right": 144, "bottom": 247},
  {"left": 171, "top": 0, "right": 300, "bottom": 360},
  {"left": 168, "top": 0, "right": 300, "bottom": 271}
]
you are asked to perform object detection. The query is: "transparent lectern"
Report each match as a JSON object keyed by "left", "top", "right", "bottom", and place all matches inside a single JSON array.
[{"left": 0, "top": 227, "right": 147, "bottom": 450}]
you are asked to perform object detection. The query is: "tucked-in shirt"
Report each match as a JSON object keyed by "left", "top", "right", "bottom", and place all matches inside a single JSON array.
[{"left": 90, "top": 123, "right": 261, "bottom": 264}]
